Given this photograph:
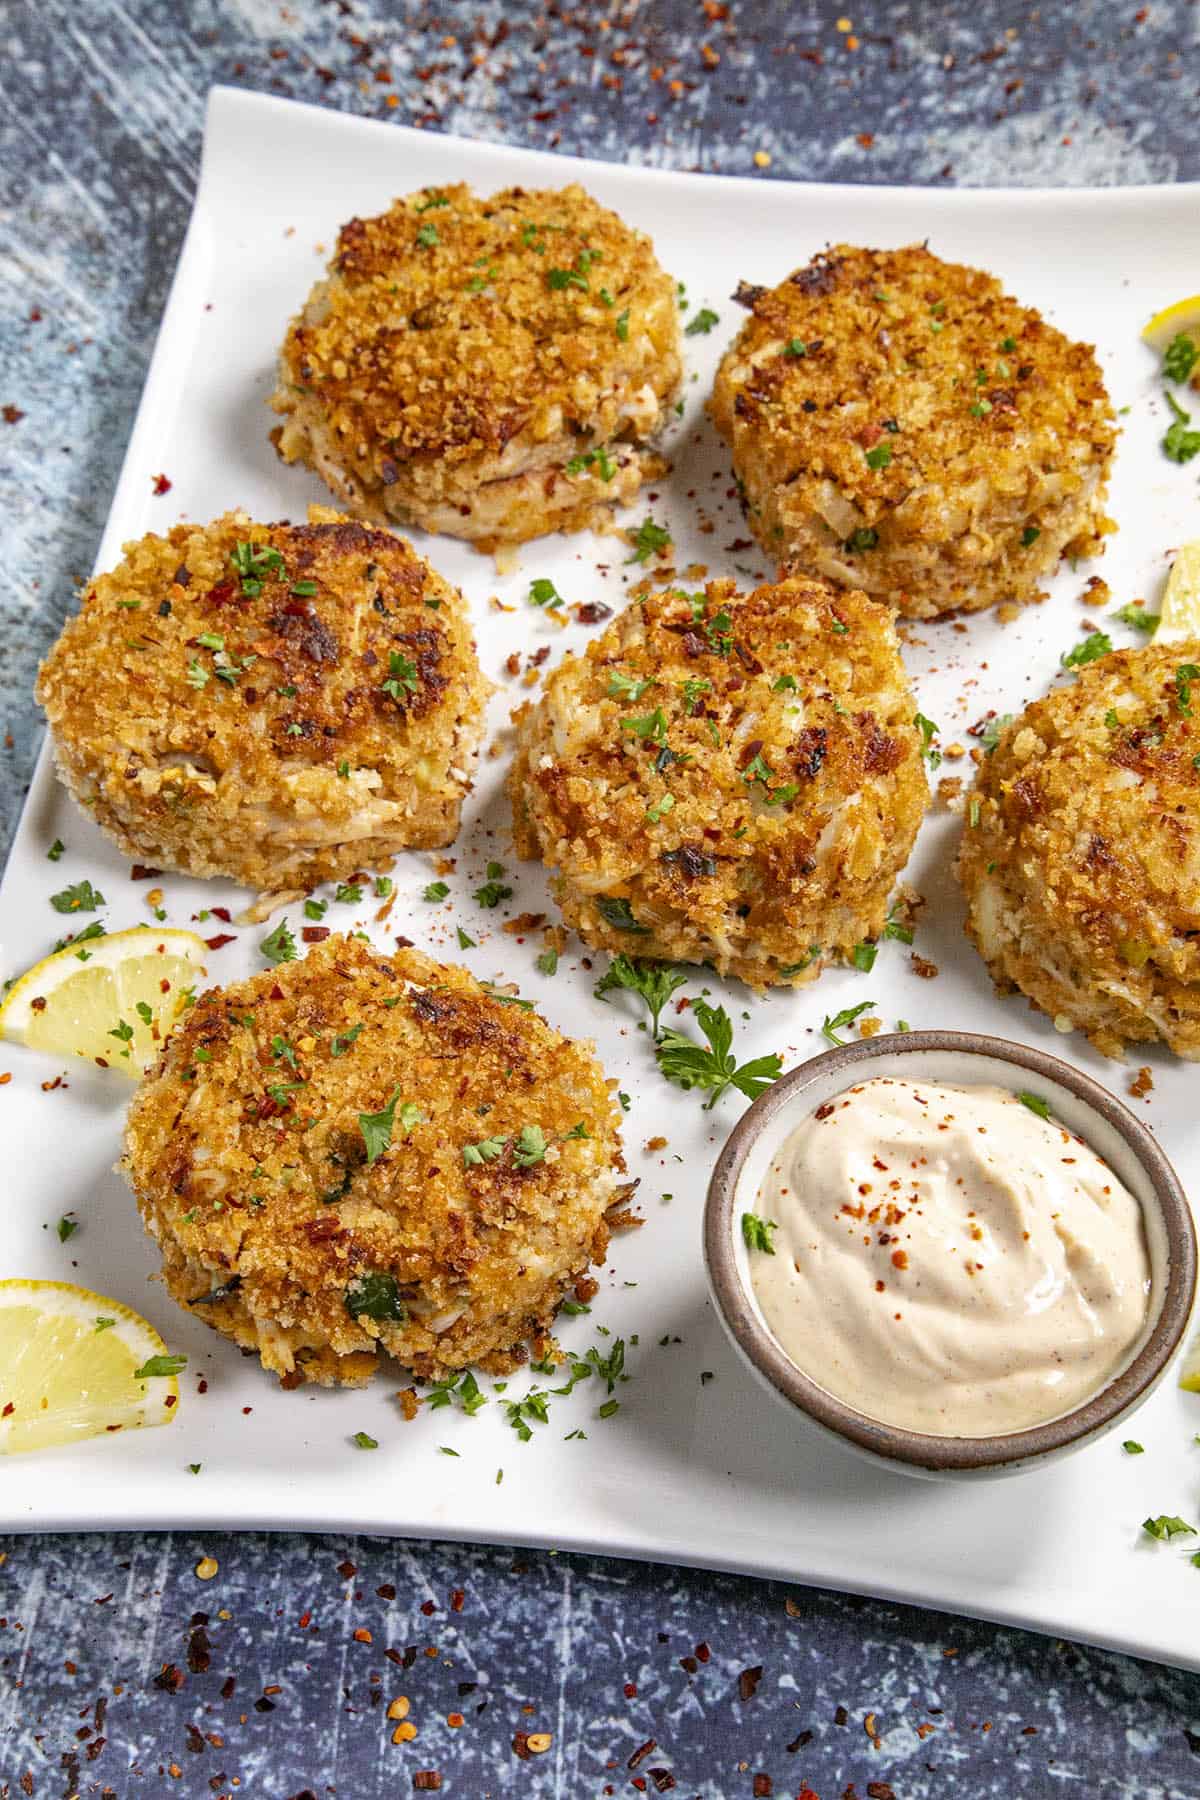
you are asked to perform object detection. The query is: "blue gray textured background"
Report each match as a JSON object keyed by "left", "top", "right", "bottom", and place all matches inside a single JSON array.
[{"left": 3, "top": 2, "right": 1200, "bottom": 1794}]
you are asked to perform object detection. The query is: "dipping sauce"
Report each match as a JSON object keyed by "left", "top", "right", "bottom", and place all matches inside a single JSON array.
[{"left": 747, "top": 1077, "right": 1151, "bottom": 1436}]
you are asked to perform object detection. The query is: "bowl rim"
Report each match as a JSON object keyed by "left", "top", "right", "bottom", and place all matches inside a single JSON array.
[{"left": 703, "top": 1028, "right": 1197, "bottom": 1472}]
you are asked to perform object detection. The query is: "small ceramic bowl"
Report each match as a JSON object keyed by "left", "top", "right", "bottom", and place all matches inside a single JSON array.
[{"left": 704, "top": 1030, "right": 1197, "bottom": 1479}]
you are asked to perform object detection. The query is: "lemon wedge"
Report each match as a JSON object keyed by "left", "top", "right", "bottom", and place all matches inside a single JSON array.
[
  {"left": 0, "top": 1279, "right": 183, "bottom": 1453},
  {"left": 1154, "top": 540, "right": 1200, "bottom": 648},
  {"left": 1141, "top": 296, "right": 1200, "bottom": 358},
  {"left": 0, "top": 926, "right": 207, "bottom": 1074}
]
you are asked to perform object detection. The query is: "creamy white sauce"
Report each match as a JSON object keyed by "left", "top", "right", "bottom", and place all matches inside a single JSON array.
[{"left": 748, "top": 1077, "right": 1151, "bottom": 1436}]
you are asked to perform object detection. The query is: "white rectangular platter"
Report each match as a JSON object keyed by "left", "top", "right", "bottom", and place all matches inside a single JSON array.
[{"left": 4, "top": 84, "right": 1200, "bottom": 1670}]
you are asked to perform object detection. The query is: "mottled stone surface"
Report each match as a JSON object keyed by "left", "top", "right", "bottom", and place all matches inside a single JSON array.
[{"left": 3, "top": 1, "right": 1200, "bottom": 1793}]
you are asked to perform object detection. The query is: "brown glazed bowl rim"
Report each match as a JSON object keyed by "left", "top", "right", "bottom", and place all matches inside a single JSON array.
[{"left": 703, "top": 1030, "right": 1197, "bottom": 1473}]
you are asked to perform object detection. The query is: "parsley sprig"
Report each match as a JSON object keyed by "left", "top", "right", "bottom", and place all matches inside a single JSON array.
[
  {"left": 594, "top": 955, "right": 687, "bottom": 1039},
  {"left": 656, "top": 1000, "right": 782, "bottom": 1109}
]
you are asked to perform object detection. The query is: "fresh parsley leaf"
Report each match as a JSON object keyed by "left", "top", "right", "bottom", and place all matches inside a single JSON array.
[
  {"left": 56, "top": 1215, "right": 79, "bottom": 1242},
  {"left": 615, "top": 307, "right": 630, "bottom": 341},
  {"left": 608, "top": 670, "right": 657, "bottom": 702},
  {"left": 423, "top": 880, "right": 450, "bottom": 902},
  {"left": 1020, "top": 525, "right": 1041, "bottom": 547},
  {"left": 627, "top": 517, "right": 672, "bottom": 564},
  {"left": 782, "top": 338, "right": 810, "bottom": 357},
  {"left": 851, "top": 941, "right": 878, "bottom": 973},
  {"left": 230, "top": 540, "right": 284, "bottom": 595},
  {"left": 513, "top": 1124, "right": 548, "bottom": 1168},
  {"left": 741, "top": 1213, "right": 777, "bottom": 1254},
  {"left": 47, "top": 838, "right": 65, "bottom": 862},
  {"left": 463, "top": 1134, "right": 508, "bottom": 1167},
  {"left": 845, "top": 527, "right": 878, "bottom": 553},
  {"left": 536, "top": 948, "right": 559, "bottom": 976},
  {"left": 134, "top": 1354, "right": 187, "bottom": 1379},
  {"left": 1061, "top": 631, "right": 1112, "bottom": 670},
  {"left": 416, "top": 222, "right": 439, "bottom": 248},
  {"left": 456, "top": 926, "right": 476, "bottom": 949},
  {"left": 353, "top": 1431, "right": 379, "bottom": 1449},
  {"left": 656, "top": 999, "right": 782, "bottom": 1110},
  {"left": 821, "top": 1002, "right": 874, "bottom": 1047},
  {"left": 344, "top": 1271, "right": 407, "bottom": 1323},
  {"left": 50, "top": 880, "right": 104, "bottom": 915},
  {"left": 594, "top": 955, "right": 687, "bottom": 1039},
  {"left": 685, "top": 307, "right": 720, "bottom": 336},
  {"left": 1142, "top": 1514, "right": 1196, "bottom": 1541},
  {"left": 304, "top": 898, "right": 327, "bottom": 921},
  {"left": 1017, "top": 1091, "right": 1052, "bottom": 1120},
  {"left": 334, "top": 882, "right": 362, "bottom": 905},
  {"left": 330, "top": 1023, "right": 363, "bottom": 1058},
  {"left": 260, "top": 918, "right": 297, "bottom": 966},
  {"left": 359, "top": 1087, "right": 424, "bottom": 1164},
  {"left": 621, "top": 707, "right": 668, "bottom": 743},
  {"left": 864, "top": 442, "right": 892, "bottom": 470},
  {"left": 474, "top": 860, "right": 513, "bottom": 908},
  {"left": 980, "top": 713, "right": 1014, "bottom": 753},
  {"left": 1122, "top": 1439, "right": 1145, "bottom": 1455},
  {"left": 1176, "top": 662, "right": 1200, "bottom": 716},
  {"left": 380, "top": 650, "right": 419, "bottom": 702},
  {"left": 565, "top": 445, "right": 616, "bottom": 481}
]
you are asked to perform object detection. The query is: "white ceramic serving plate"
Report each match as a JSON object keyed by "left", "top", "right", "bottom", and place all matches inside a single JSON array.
[{"left": 3, "top": 84, "right": 1200, "bottom": 1669}]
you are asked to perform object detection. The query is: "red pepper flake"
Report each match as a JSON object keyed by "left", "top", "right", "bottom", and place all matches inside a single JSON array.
[
  {"left": 353, "top": 1628, "right": 372, "bottom": 1644},
  {"left": 420, "top": 1599, "right": 436, "bottom": 1616},
  {"left": 695, "top": 1641, "right": 710, "bottom": 1663},
  {"left": 867, "top": 1786, "right": 897, "bottom": 1800},
  {"left": 153, "top": 1662, "right": 186, "bottom": 1693},
  {"left": 738, "top": 1665, "right": 763, "bottom": 1701},
  {"left": 302, "top": 926, "right": 331, "bottom": 943},
  {"left": 2, "top": 404, "right": 24, "bottom": 424},
  {"left": 205, "top": 933, "right": 236, "bottom": 951},
  {"left": 628, "top": 1739, "right": 657, "bottom": 1770},
  {"left": 2, "top": 1403, "right": 13, "bottom": 1418},
  {"left": 413, "top": 1777, "right": 442, "bottom": 1793},
  {"left": 648, "top": 1774, "right": 676, "bottom": 1794},
  {"left": 152, "top": 473, "right": 172, "bottom": 495},
  {"left": 753, "top": 1777, "right": 772, "bottom": 1798},
  {"left": 337, "top": 1560, "right": 357, "bottom": 1578},
  {"left": 624, "top": 1682, "right": 638, "bottom": 1698},
  {"left": 297, "top": 1610, "right": 311, "bottom": 1629},
  {"left": 449, "top": 1589, "right": 464, "bottom": 1613},
  {"left": 512, "top": 1732, "right": 531, "bottom": 1760}
]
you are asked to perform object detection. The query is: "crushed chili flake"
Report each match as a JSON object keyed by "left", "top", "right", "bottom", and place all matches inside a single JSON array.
[
  {"left": 753, "top": 1777, "right": 772, "bottom": 1797},
  {"left": 738, "top": 1665, "right": 763, "bottom": 1701},
  {"left": 205, "top": 933, "right": 236, "bottom": 951},
  {"left": 412, "top": 1777, "right": 442, "bottom": 1792},
  {"left": 628, "top": 1739, "right": 657, "bottom": 1770},
  {"left": 152, "top": 473, "right": 172, "bottom": 495}
]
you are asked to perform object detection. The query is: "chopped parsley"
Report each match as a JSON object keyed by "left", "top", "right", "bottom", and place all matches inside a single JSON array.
[
  {"left": 304, "top": 898, "right": 327, "bottom": 922},
  {"left": 456, "top": 925, "right": 476, "bottom": 949},
  {"left": 536, "top": 948, "right": 558, "bottom": 976},
  {"left": 864, "top": 442, "right": 892, "bottom": 471},
  {"left": 423, "top": 880, "right": 450, "bottom": 902},
  {"left": 656, "top": 999, "right": 782, "bottom": 1109},
  {"left": 50, "top": 880, "right": 104, "bottom": 915},
  {"left": 979, "top": 713, "right": 1014, "bottom": 754},
  {"left": 260, "top": 918, "right": 297, "bottom": 966},
  {"left": 565, "top": 445, "right": 616, "bottom": 481},
  {"left": 1061, "top": 631, "right": 1112, "bottom": 670},
  {"left": 851, "top": 941, "right": 878, "bottom": 973},
  {"left": 1020, "top": 525, "right": 1041, "bottom": 547},
  {"left": 594, "top": 954, "right": 687, "bottom": 1039},
  {"left": 685, "top": 308, "right": 720, "bottom": 336},
  {"left": 134, "top": 1354, "right": 187, "bottom": 1379},
  {"left": 1164, "top": 333, "right": 1198, "bottom": 385},
  {"left": 380, "top": 650, "right": 419, "bottom": 702},
  {"left": 1017, "top": 1091, "right": 1052, "bottom": 1120},
  {"left": 741, "top": 1213, "right": 777, "bottom": 1254},
  {"left": 646, "top": 793, "right": 675, "bottom": 823},
  {"left": 627, "top": 517, "right": 673, "bottom": 564},
  {"left": 1142, "top": 1514, "right": 1195, "bottom": 1541},
  {"left": 529, "top": 577, "right": 564, "bottom": 610},
  {"left": 1176, "top": 663, "right": 1200, "bottom": 716},
  {"left": 56, "top": 1216, "right": 79, "bottom": 1243},
  {"left": 344, "top": 1270, "right": 407, "bottom": 1323},
  {"left": 414, "top": 190, "right": 449, "bottom": 212},
  {"left": 513, "top": 1124, "right": 548, "bottom": 1168},
  {"left": 782, "top": 338, "right": 811, "bottom": 357},
  {"left": 821, "top": 1001, "right": 874, "bottom": 1047},
  {"left": 352, "top": 1431, "right": 379, "bottom": 1449},
  {"left": 615, "top": 308, "right": 630, "bottom": 341},
  {"left": 596, "top": 895, "right": 650, "bottom": 934},
  {"left": 416, "top": 222, "right": 439, "bottom": 248},
  {"left": 622, "top": 707, "right": 668, "bottom": 743},
  {"left": 1122, "top": 1439, "right": 1145, "bottom": 1455},
  {"left": 330, "top": 1023, "right": 363, "bottom": 1058},
  {"left": 359, "top": 1087, "right": 424, "bottom": 1164},
  {"left": 882, "top": 905, "right": 914, "bottom": 945},
  {"left": 913, "top": 713, "right": 941, "bottom": 769},
  {"left": 845, "top": 527, "right": 878, "bottom": 553},
  {"left": 47, "top": 838, "right": 64, "bottom": 862},
  {"left": 231, "top": 541, "right": 284, "bottom": 596},
  {"left": 1163, "top": 390, "right": 1200, "bottom": 463},
  {"left": 374, "top": 876, "right": 393, "bottom": 899},
  {"left": 463, "top": 1134, "right": 507, "bottom": 1167},
  {"left": 334, "top": 882, "right": 362, "bottom": 905},
  {"left": 608, "top": 670, "right": 657, "bottom": 702},
  {"left": 424, "top": 1370, "right": 487, "bottom": 1415},
  {"left": 474, "top": 861, "right": 512, "bottom": 908},
  {"left": 1111, "top": 603, "right": 1157, "bottom": 634}
]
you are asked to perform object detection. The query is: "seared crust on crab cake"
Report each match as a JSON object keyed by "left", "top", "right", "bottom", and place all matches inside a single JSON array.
[
  {"left": 509, "top": 574, "right": 928, "bottom": 986},
  {"left": 121, "top": 935, "right": 627, "bottom": 1388},
  {"left": 35, "top": 510, "right": 491, "bottom": 893},
  {"left": 958, "top": 644, "right": 1200, "bottom": 1060},
  {"left": 710, "top": 245, "right": 1116, "bottom": 620},
  {"left": 269, "top": 183, "right": 683, "bottom": 550}
]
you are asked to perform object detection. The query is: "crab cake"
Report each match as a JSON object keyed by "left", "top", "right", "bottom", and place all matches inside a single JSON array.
[
  {"left": 270, "top": 183, "right": 683, "bottom": 550},
  {"left": 958, "top": 644, "right": 1200, "bottom": 1059},
  {"left": 711, "top": 245, "right": 1116, "bottom": 620},
  {"left": 36, "top": 510, "right": 491, "bottom": 893},
  {"left": 121, "top": 935, "right": 626, "bottom": 1388},
  {"left": 509, "top": 574, "right": 928, "bottom": 986}
]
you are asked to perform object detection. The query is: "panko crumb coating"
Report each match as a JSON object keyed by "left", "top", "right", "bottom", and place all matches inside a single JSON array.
[
  {"left": 122, "top": 936, "right": 627, "bottom": 1388},
  {"left": 270, "top": 183, "right": 683, "bottom": 550},
  {"left": 36, "top": 510, "right": 491, "bottom": 893},
  {"left": 509, "top": 574, "right": 928, "bottom": 987},
  {"left": 711, "top": 245, "right": 1116, "bottom": 620},
  {"left": 958, "top": 644, "right": 1200, "bottom": 1060}
]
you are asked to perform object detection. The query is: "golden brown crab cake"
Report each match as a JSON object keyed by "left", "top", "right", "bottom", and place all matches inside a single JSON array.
[
  {"left": 270, "top": 183, "right": 683, "bottom": 551},
  {"left": 121, "top": 935, "right": 627, "bottom": 1388},
  {"left": 509, "top": 574, "right": 928, "bottom": 986},
  {"left": 35, "top": 510, "right": 491, "bottom": 893},
  {"left": 958, "top": 643, "right": 1200, "bottom": 1060},
  {"left": 710, "top": 245, "right": 1116, "bottom": 619}
]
